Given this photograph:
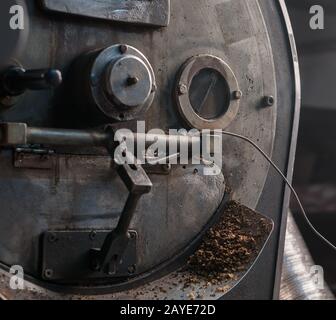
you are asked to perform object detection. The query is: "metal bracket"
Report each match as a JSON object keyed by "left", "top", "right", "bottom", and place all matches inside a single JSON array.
[
  {"left": 41, "top": 230, "right": 137, "bottom": 281},
  {"left": 40, "top": 0, "right": 170, "bottom": 27}
]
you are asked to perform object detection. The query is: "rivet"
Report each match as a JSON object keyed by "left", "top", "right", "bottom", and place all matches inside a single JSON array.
[
  {"left": 48, "top": 233, "right": 58, "bottom": 243},
  {"left": 178, "top": 84, "right": 188, "bottom": 95},
  {"left": 44, "top": 269, "right": 54, "bottom": 279},
  {"left": 89, "top": 231, "right": 97, "bottom": 241},
  {"left": 233, "top": 90, "right": 243, "bottom": 100},
  {"left": 119, "top": 44, "right": 128, "bottom": 54},
  {"left": 263, "top": 95, "right": 275, "bottom": 107},
  {"left": 128, "top": 265, "right": 137, "bottom": 275}
]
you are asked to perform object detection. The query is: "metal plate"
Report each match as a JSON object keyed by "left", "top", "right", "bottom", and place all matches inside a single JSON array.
[
  {"left": 40, "top": 0, "right": 170, "bottom": 27},
  {"left": 42, "top": 230, "right": 137, "bottom": 281}
]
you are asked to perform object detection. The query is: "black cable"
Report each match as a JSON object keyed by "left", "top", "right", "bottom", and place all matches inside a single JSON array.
[{"left": 221, "top": 130, "right": 336, "bottom": 252}]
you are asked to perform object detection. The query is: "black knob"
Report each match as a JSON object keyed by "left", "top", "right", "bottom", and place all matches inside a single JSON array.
[{"left": 1, "top": 67, "right": 62, "bottom": 96}]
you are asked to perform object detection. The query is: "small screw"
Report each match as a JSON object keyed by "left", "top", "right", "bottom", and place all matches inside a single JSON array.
[
  {"left": 178, "top": 83, "right": 188, "bottom": 95},
  {"left": 164, "top": 164, "right": 172, "bottom": 172},
  {"left": 233, "top": 90, "right": 243, "bottom": 100},
  {"left": 128, "top": 264, "right": 136, "bottom": 275},
  {"left": 44, "top": 269, "right": 54, "bottom": 279},
  {"left": 48, "top": 233, "right": 57, "bottom": 243},
  {"left": 263, "top": 95, "right": 275, "bottom": 107},
  {"left": 119, "top": 44, "right": 128, "bottom": 54},
  {"left": 126, "top": 76, "right": 139, "bottom": 86},
  {"left": 89, "top": 231, "right": 97, "bottom": 241},
  {"left": 128, "top": 232, "right": 136, "bottom": 240}
]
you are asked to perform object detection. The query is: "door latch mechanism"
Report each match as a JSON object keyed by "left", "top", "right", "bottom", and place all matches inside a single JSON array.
[{"left": 90, "top": 151, "right": 152, "bottom": 275}]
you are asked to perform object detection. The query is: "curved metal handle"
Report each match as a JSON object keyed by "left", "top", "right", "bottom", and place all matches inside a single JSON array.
[{"left": 1, "top": 67, "right": 62, "bottom": 96}]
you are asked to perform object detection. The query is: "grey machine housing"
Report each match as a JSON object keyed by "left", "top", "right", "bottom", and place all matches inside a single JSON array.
[{"left": 0, "top": 0, "right": 300, "bottom": 299}]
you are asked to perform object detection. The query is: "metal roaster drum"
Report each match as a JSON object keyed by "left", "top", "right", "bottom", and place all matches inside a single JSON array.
[{"left": 0, "top": 0, "right": 300, "bottom": 300}]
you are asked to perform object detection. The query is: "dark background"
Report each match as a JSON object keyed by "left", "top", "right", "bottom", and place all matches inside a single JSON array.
[{"left": 286, "top": 0, "right": 336, "bottom": 294}]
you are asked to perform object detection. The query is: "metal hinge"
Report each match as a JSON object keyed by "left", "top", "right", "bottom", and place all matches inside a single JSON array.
[{"left": 14, "top": 147, "right": 55, "bottom": 170}]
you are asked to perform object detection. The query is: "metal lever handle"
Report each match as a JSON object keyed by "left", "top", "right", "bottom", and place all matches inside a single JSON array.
[
  {"left": 1, "top": 67, "right": 62, "bottom": 96},
  {"left": 91, "top": 151, "right": 152, "bottom": 275}
]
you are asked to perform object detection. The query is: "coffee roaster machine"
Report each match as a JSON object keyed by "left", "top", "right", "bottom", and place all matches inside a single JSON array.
[{"left": 0, "top": 0, "right": 300, "bottom": 300}]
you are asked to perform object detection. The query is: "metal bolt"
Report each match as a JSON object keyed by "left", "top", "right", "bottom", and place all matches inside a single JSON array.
[
  {"left": 128, "top": 264, "right": 137, "bottom": 275},
  {"left": 44, "top": 269, "right": 54, "bottom": 279},
  {"left": 128, "top": 232, "right": 136, "bottom": 240},
  {"left": 48, "top": 233, "right": 58, "bottom": 243},
  {"left": 178, "top": 83, "right": 188, "bottom": 95},
  {"left": 89, "top": 231, "right": 97, "bottom": 241},
  {"left": 164, "top": 164, "right": 172, "bottom": 172},
  {"left": 119, "top": 44, "right": 128, "bottom": 54},
  {"left": 126, "top": 76, "right": 139, "bottom": 86},
  {"left": 263, "top": 95, "right": 275, "bottom": 107},
  {"left": 233, "top": 90, "right": 243, "bottom": 100}
]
